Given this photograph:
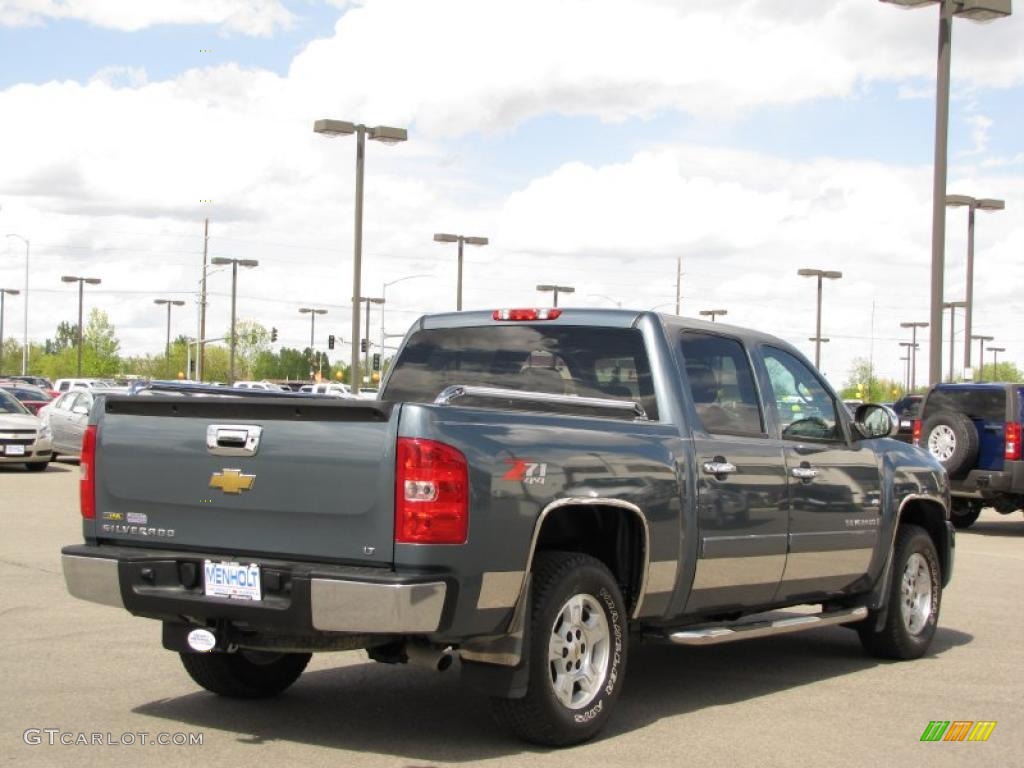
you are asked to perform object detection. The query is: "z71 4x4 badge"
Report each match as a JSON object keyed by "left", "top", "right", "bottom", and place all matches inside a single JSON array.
[{"left": 503, "top": 459, "right": 548, "bottom": 485}]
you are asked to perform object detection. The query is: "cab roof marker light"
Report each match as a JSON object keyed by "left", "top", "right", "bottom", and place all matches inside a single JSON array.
[{"left": 492, "top": 308, "right": 563, "bottom": 321}]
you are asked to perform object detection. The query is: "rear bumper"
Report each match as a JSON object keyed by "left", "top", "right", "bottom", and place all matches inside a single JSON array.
[
  {"left": 61, "top": 544, "right": 448, "bottom": 635},
  {"left": 952, "top": 460, "right": 1024, "bottom": 498}
]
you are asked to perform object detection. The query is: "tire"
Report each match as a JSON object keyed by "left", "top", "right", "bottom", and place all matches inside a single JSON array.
[
  {"left": 24, "top": 461, "right": 49, "bottom": 472},
  {"left": 921, "top": 411, "right": 978, "bottom": 479},
  {"left": 179, "top": 650, "right": 311, "bottom": 698},
  {"left": 950, "top": 500, "right": 981, "bottom": 529},
  {"left": 857, "top": 524, "right": 942, "bottom": 660},
  {"left": 490, "top": 552, "right": 628, "bottom": 747}
]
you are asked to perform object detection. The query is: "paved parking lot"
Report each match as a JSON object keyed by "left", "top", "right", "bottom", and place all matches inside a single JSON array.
[{"left": 3, "top": 462, "right": 1022, "bottom": 767}]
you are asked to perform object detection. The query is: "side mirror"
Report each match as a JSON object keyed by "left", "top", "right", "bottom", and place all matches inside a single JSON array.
[{"left": 854, "top": 403, "right": 899, "bottom": 439}]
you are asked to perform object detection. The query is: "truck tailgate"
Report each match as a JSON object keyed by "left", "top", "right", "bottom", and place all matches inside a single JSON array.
[{"left": 93, "top": 396, "right": 398, "bottom": 565}]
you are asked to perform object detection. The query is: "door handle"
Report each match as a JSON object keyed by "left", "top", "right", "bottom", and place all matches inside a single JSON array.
[
  {"left": 791, "top": 465, "right": 819, "bottom": 481},
  {"left": 702, "top": 460, "right": 737, "bottom": 476},
  {"left": 206, "top": 424, "right": 263, "bottom": 457}
]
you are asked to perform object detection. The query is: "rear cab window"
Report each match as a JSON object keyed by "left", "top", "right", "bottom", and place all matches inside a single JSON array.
[
  {"left": 923, "top": 387, "right": 1006, "bottom": 424},
  {"left": 382, "top": 325, "right": 659, "bottom": 420}
]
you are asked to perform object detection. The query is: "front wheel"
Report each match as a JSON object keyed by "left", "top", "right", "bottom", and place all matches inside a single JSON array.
[
  {"left": 490, "top": 552, "right": 628, "bottom": 747},
  {"left": 179, "top": 650, "right": 311, "bottom": 698},
  {"left": 857, "top": 524, "right": 942, "bottom": 660},
  {"left": 24, "top": 461, "right": 49, "bottom": 472}
]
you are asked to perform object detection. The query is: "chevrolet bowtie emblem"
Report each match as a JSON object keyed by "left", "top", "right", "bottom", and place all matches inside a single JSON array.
[{"left": 209, "top": 468, "right": 256, "bottom": 494}]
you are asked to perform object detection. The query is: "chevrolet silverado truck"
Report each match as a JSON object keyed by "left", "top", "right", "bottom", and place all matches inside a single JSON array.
[{"left": 62, "top": 309, "right": 954, "bottom": 746}]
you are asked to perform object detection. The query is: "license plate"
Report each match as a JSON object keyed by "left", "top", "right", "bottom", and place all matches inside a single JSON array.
[
  {"left": 3, "top": 445, "right": 26, "bottom": 456},
  {"left": 900, "top": 420, "right": 911, "bottom": 429},
  {"left": 204, "top": 560, "right": 261, "bottom": 601}
]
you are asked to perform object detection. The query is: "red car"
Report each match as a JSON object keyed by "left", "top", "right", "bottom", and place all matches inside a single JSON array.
[{"left": 0, "top": 381, "right": 54, "bottom": 415}]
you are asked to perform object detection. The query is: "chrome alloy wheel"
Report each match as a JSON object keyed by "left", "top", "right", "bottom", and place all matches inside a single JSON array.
[
  {"left": 927, "top": 424, "right": 957, "bottom": 462},
  {"left": 900, "top": 553, "right": 933, "bottom": 636},
  {"left": 548, "top": 593, "right": 610, "bottom": 709}
]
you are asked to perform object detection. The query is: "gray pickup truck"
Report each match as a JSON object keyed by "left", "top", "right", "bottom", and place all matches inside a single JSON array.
[{"left": 62, "top": 309, "right": 954, "bottom": 746}]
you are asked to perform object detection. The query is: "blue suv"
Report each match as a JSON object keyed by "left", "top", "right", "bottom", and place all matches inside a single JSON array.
[{"left": 915, "top": 383, "right": 1024, "bottom": 528}]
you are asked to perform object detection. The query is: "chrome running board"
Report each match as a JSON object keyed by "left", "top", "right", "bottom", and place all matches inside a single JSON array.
[{"left": 665, "top": 606, "right": 867, "bottom": 646}]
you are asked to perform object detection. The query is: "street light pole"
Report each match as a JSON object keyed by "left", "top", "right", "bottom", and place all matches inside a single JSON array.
[
  {"left": 299, "top": 307, "right": 328, "bottom": 351},
  {"left": 945, "top": 194, "right": 1005, "bottom": 370},
  {"left": 360, "top": 297, "right": 384, "bottom": 383},
  {"left": 797, "top": 268, "right": 842, "bottom": 368},
  {"left": 536, "top": 284, "right": 575, "bottom": 307},
  {"left": 699, "top": 309, "right": 728, "bottom": 323},
  {"left": 988, "top": 346, "right": 1005, "bottom": 380},
  {"left": 881, "top": 0, "right": 1012, "bottom": 386},
  {"left": 5, "top": 234, "right": 29, "bottom": 375},
  {"left": 0, "top": 288, "right": 20, "bottom": 376},
  {"left": 972, "top": 334, "right": 994, "bottom": 382},
  {"left": 211, "top": 257, "right": 258, "bottom": 383},
  {"left": 675, "top": 256, "right": 682, "bottom": 315},
  {"left": 314, "top": 119, "right": 408, "bottom": 391},
  {"left": 434, "top": 234, "right": 488, "bottom": 310},
  {"left": 154, "top": 299, "right": 186, "bottom": 373},
  {"left": 61, "top": 275, "right": 102, "bottom": 376},
  {"left": 942, "top": 300, "right": 966, "bottom": 382},
  {"left": 899, "top": 342, "right": 917, "bottom": 391},
  {"left": 900, "top": 321, "right": 929, "bottom": 392}
]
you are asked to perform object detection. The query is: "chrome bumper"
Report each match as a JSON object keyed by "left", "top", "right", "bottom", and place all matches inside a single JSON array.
[{"left": 62, "top": 553, "right": 447, "bottom": 634}]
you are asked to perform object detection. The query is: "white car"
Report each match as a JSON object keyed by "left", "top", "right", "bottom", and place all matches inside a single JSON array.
[
  {"left": 53, "top": 378, "right": 114, "bottom": 393},
  {"left": 356, "top": 388, "right": 379, "bottom": 400},
  {"left": 0, "top": 388, "right": 52, "bottom": 471},
  {"left": 308, "top": 383, "right": 356, "bottom": 399},
  {"left": 231, "top": 381, "right": 284, "bottom": 391}
]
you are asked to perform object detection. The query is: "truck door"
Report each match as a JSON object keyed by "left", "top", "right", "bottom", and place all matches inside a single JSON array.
[
  {"left": 758, "top": 346, "right": 882, "bottom": 602},
  {"left": 677, "top": 331, "right": 790, "bottom": 614}
]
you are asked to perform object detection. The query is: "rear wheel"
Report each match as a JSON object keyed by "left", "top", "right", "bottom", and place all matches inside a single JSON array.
[
  {"left": 857, "top": 524, "right": 941, "bottom": 660},
  {"left": 950, "top": 500, "right": 981, "bottom": 529},
  {"left": 490, "top": 552, "right": 627, "bottom": 747},
  {"left": 179, "top": 650, "right": 311, "bottom": 698}
]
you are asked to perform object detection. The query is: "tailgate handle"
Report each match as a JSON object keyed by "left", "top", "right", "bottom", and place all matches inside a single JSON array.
[{"left": 207, "top": 424, "right": 263, "bottom": 457}]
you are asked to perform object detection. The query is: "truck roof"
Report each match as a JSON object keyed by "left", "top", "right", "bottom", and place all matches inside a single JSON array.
[{"left": 415, "top": 308, "right": 794, "bottom": 348}]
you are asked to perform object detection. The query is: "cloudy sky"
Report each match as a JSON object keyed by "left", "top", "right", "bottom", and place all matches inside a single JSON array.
[{"left": 1, "top": 0, "right": 1021, "bottom": 386}]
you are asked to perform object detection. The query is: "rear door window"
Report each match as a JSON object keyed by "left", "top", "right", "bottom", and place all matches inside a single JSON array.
[
  {"left": 384, "top": 325, "right": 658, "bottom": 420},
  {"left": 924, "top": 388, "right": 1005, "bottom": 423},
  {"left": 679, "top": 332, "right": 764, "bottom": 436}
]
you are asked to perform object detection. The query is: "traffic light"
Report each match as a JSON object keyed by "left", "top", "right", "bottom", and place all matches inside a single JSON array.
[
  {"left": 372, "top": 353, "right": 381, "bottom": 371},
  {"left": 271, "top": 327, "right": 278, "bottom": 342},
  {"left": 360, "top": 338, "right": 368, "bottom": 353},
  {"left": 328, "top": 334, "right": 335, "bottom": 350}
]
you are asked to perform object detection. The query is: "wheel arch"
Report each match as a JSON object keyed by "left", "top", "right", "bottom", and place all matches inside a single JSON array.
[
  {"left": 897, "top": 494, "right": 952, "bottom": 585},
  {"left": 517, "top": 498, "right": 651, "bottom": 621}
]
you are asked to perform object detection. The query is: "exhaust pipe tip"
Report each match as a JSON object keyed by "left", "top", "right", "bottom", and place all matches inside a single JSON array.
[{"left": 405, "top": 642, "right": 454, "bottom": 672}]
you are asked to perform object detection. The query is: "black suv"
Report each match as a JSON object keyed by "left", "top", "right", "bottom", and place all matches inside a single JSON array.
[
  {"left": 915, "top": 383, "right": 1024, "bottom": 528},
  {"left": 890, "top": 394, "right": 923, "bottom": 444}
]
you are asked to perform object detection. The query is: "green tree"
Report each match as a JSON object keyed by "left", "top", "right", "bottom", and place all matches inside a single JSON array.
[
  {"left": 82, "top": 308, "right": 121, "bottom": 376},
  {"left": 44, "top": 321, "right": 78, "bottom": 355},
  {"left": 225, "top": 319, "right": 269, "bottom": 380},
  {"left": 840, "top": 357, "right": 904, "bottom": 402},
  {"left": 976, "top": 361, "right": 1022, "bottom": 383}
]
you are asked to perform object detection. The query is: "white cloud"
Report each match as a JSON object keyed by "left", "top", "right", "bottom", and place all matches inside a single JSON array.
[
  {"left": 287, "top": 0, "right": 1024, "bottom": 138},
  {"left": 1, "top": 0, "right": 1022, "bottom": 384},
  {"left": 0, "top": 0, "right": 294, "bottom": 36}
]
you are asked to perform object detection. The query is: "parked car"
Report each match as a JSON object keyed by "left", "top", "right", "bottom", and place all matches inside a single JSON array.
[
  {"left": 0, "top": 388, "right": 51, "bottom": 471},
  {"left": 0, "top": 380, "right": 54, "bottom": 414},
  {"left": 914, "top": 382, "right": 1023, "bottom": 528},
  {"left": 62, "top": 309, "right": 952, "bottom": 746},
  {"left": 890, "top": 394, "right": 923, "bottom": 444},
  {"left": 308, "top": 382, "right": 356, "bottom": 399},
  {"left": 53, "top": 378, "right": 115, "bottom": 393},
  {"left": 41, "top": 387, "right": 124, "bottom": 459},
  {"left": 9, "top": 374, "right": 55, "bottom": 392},
  {"left": 231, "top": 380, "right": 285, "bottom": 391},
  {"left": 356, "top": 387, "right": 379, "bottom": 399}
]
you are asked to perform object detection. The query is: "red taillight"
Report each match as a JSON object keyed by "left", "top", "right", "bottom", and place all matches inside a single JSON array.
[
  {"left": 80, "top": 424, "right": 97, "bottom": 520},
  {"left": 395, "top": 438, "right": 468, "bottom": 544},
  {"left": 1005, "top": 423, "right": 1022, "bottom": 461},
  {"left": 492, "top": 308, "right": 562, "bottom": 321},
  {"left": 912, "top": 419, "right": 922, "bottom": 447}
]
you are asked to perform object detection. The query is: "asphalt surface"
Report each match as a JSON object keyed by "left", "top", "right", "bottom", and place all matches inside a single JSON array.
[{"left": 3, "top": 461, "right": 1023, "bottom": 767}]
